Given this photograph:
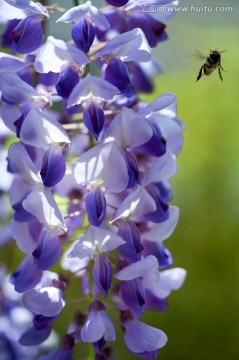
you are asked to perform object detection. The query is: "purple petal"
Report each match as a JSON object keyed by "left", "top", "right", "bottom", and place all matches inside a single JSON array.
[
  {"left": 81, "top": 302, "right": 115, "bottom": 342},
  {"left": 105, "top": 58, "right": 132, "bottom": 98},
  {"left": 111, "top": 186, "right": 156, "bottom": 222},
  {"left": 129, "top": 59, "right": 163, "bottom": 93},
  {"left": 117, "top": 221, "right": 143, "bottom": 263},
  {"left": 144, "top": 183, "right": 169, "bottom": 223},
  {"left": 145, "top": 290, "right": 168, "bottom": 312},
  {"left": 143, "top": 240, "right": 173, "bottom": 269},
  {"left": 12, "top": 220, "right": 38, "bottom": 255},
  {"left": 85, "top": 188, "right": 106, "bottom": 226},
  {"left": 106, "top": 0, "right": 129, "bottom": 6},
  {"left": 13, "top": 195, "right": 36, "bottom": 222},
  {"left": 0, "top": 71, "right": 39, "bottom": 104},
  {"left": 22, "top": 187, "right": 67, "bottom": 232},
  {"left": 1, "top": 19, "right": 20, "bottom": 47},
  {"left": 20, "top": 108, "right": 70, "bottom": 148},
  {"left": 83, "top": 102, "right": 105, "bottom": 140},
  {"left": 142, "top": 150, "right": 177, "bottom": 186},
  {"left": 151, "top": 115, "right": 185, "bottom": 156},
  {"left": 124, "top": 319, "right": 167, "bottom": 353},
  {"left": 33, "top": 314, "right": 58, "bottom": 330},
  {"left": 114, "top": 255, "right": 158, "bottom": 281},
  {"left": 32, "top": 229, "right": 61, "bottom": 270},
  {"left": 10, "top": 256, "right": 42, "bottom": 293},
  {"left": 7, "top": 141, "right": 40, "bottom": 183},
  {"left": 139, "top": 92, "right": 177, "bottom": 117},
  {"left": 127, "top": 13, "right": 166, "bottom": 48},
  {"left": 21, "top": 287, "right": 65, "bottom": 316},
  {"left": 95, "top": 8, "right": 127, "bottom": 41},
  {"left": 103, "top": 107, "right": 153, "bottom": 149},
  {"left": 72, "top": 18, "right": 95, "bottom": 53},
  {"left": 11, "top": 15, "right": 44, "bottom": 54},
  {"left": 0, "top": 52, "right": 30, "bottom": 72},
  {"left": 121, "top": 150, "right": 140, "bottom": 189},
  {"left": 40, "top": 146, "right": 66, "bottom": 187},
  {"left": 55, "top": 65, "right": 79, "bottom": 99},
  {"left": 19, "top": 325, "right": 52, "bottom": 346},
  {"left": 96, "top": 28, "right": 151, "bottom": 63},
  {"left": 142, "top": 206, "right": 179, "bottom": 242},
  {"left": 120, "top": 279, "right": 145, "bottom": 315},
  {"left": 135, "top": 117, "right": 166, "bottom": 157},
  {"left": 92, "top": 256, "right": 112, "bottom": 298}
]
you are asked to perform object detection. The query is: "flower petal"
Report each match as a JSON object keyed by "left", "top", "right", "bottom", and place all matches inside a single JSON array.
[
  {"left": 21, "top": 287, "right": 65, "bottom": 316},
  {"left": 124, "top": 319, "right": 167, "bottom": 353},
  {"left": 35, "top": 36, "right": 89, "bottom": 73},
  {"left": 142, "top": 206, "right": 180, "bottom": 242},
  {"left": 114, "top": 255, "right": 158, "bottom": 281},
  {"left": 96, "top": 28, "right": 151, "bottom": 63},
  {"left": 74, "top": 142, "right": 128, "bottom": 193},
  {"left": 68, "top": 226, "right": 125, "bottom": 259}
]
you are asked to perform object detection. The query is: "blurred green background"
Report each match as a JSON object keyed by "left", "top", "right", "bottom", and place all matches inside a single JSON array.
[
  {"left": 141, "top": 1, "right": 239, "bottom": 359},
  {"left": 1, "top": 0, "right": 239, "bottom": 359}
]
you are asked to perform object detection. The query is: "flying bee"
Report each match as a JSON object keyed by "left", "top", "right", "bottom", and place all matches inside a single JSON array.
[{"left": 196, "top": 50, "right": 226, "bottom": 82}]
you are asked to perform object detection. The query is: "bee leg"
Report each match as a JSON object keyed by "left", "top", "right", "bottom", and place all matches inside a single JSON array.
[
  {"left": 219, "top": 62, "right": 226, "bottom": 72},
  {"left": 196, "top": 64, "right": 204, "bottom": 81},
  {"left": 218, "top": 65, "right": 223, "bottom": 82}
]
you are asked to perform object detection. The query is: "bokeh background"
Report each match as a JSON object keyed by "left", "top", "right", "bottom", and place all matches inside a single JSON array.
[
  {"left": 143, "top": 1, "right": 239, "bottom": 359},
  {"left": 1, "top": 0, "right": 239, "bottom": 359}
]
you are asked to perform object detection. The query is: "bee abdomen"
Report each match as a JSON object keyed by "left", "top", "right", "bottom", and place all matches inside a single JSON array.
[{"left": 204, "top": 63, "right": 215, "bottom": 76}]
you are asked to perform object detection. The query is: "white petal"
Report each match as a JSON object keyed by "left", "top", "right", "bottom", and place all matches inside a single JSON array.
[
  {"left": 68, "top": 226, "right": 125, "bottom": 259},
  {"left": 35, "top": 36, "right": 89, "bottom": 73},
  {"left": 21, "top": 287, "right": 65, "bottom": 317},
  {"left": 57, "top": 1, "right": 110, "bottom": 29},
  {"left": 61, "top": 241, "right": 90, "bottom": 275},
  {"left": 67, "top": 74, "right": 119, "bottom": 107}
]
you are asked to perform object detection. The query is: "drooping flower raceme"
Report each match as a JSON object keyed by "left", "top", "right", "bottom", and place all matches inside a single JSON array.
[{"left": 0, "top": 0, "right": 186, "bottom": 359}]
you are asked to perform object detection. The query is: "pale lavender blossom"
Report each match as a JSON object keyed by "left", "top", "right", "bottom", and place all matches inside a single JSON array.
[{"left": 0, "top": 1, "right": 186, "bottom": 358}]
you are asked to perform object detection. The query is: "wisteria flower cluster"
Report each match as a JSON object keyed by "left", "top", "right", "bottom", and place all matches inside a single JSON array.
[{"left": 0, "top": 0, "right": 186, "bottom": 359}]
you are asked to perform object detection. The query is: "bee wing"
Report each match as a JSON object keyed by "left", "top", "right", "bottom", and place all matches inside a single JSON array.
[
  {"left": 186, "top": 50, "right": 206, "bottom": 61},
  {"left": 194, "top": 50, "right": 207, "bottom": 60}
]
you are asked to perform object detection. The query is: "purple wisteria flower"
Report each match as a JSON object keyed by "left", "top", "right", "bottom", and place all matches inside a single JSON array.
[{"left": 0, "top": 0, "right": 186, "bottom": 359}]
